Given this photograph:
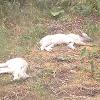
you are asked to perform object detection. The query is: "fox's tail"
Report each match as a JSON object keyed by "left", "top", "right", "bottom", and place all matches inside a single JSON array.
[{"left": 0, "top": 62, "right": 8, "bottom": 68}]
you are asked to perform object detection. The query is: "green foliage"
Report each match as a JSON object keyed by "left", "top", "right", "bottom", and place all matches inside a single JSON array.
[
  {"left": 80, "top": 47, "right": 100, "bottom": 80},
  {"left": 31, "top": 81, "right": 48, "bottom": 96},
  {"left": 15, "top": 25, "right": 47, "bottom": 54},
  {"left": 56, "top": 55, "right": 77, "bottom": 63},
  {"left": 37, "top": 69, "right": 54, "bottom": 79},
  {"left": 85, "top": 22, "right": 100, "bottom": 39},
  {"left": 89, "top": 60, "right": 95, "bottom": 74},
  {"left": 81, "top": 47, "right": 99, "bottom": 59},
  {"left": 33, "top": 0, "right": 100, "bottom": 18},
  {"left": 30, "top": 69, "right": 54, "bottom": 96},
  {"left": 50, "top": 7, "right": 64, "bottom": 18},
  {"left": 74, "top": 3, "right": 92, "bottom": 16},
  {"left": 0, "top": 0, "right": 20, "bottom": 16},
  {"left": 0, "top": 0, "right": 100, "bottom": 21},
  {"left": 75, "top": 0, "right": 100, "bottom": 16},
  {"left": 19, "top": 25, "right": 47, "bottom": 45},
  {"left": 80, "top": 47, "right": 89, "bottom": 57}
]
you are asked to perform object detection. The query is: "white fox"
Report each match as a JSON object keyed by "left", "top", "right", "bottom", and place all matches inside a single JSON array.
[
  {"left": 40, "top": 33, "right": 92, "bottom": 51},
  {"left": 0, "top": 58, "right": 30, "bottom": 80}
]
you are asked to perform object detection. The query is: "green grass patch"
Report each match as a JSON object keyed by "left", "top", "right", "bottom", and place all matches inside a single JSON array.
[
  {"left": 29, "top": 69, "right": 54, "bottom": 97},
  {"left": 0, "top": 26, "right": 12, "bottom": 57},
  {"left": 14, "top": 24, "right": 47, "bottom": 55}
]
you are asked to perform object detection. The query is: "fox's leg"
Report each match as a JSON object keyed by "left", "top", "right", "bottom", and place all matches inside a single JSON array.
[
  {"left": 77, "top": 41, "right": 86, "bottom": 45},
  {"left": 0, "top": 68, "right": 11, "bottom": 74},
  {"left": 40, "top": 43, "right": 48, "bottom": 51},
  {"left": 13, "top": 72, "right": 30, "bottom": 80},
  {"left": 40, "top": 45, "right": 45, "bottom": 50},
  {"left": 45, "top": 44, "right": 54, "bottom": 51},
  {"left": 77, "top": 42, "right": 93, "bottom": 46},
  {"left": 67, "top": 42, "right": 75, "bottom": 50},
  {"left": 19, "top": 72, "right": 30, "bottom": 79},
  {"left": 40, "top": 46, "right": 45, "bottom": 50},
  {"left": 13, "top": 72, "right": 20, "bottom": 80}
]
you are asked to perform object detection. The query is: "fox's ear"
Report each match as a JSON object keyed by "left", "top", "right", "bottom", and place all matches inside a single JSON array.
[
  {"left": 79, "top": 33, "right": 83, "bottom": 37},
  {"left": 80, "top": 33, "right": 93, "bottom": 42},
  {"left": 79, "top": 33, "right": 88, "bottom": 37}
]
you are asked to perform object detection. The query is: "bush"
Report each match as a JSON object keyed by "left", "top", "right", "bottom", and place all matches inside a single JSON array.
[
  {"left": 74, "top": 0, "right": 100, "bottom": 16},
  {"left": 33, "top": 0, "right": 100, "bottom": 17},
  {"left": 74, "top": 3, "right": 92, "bottom": 16}
]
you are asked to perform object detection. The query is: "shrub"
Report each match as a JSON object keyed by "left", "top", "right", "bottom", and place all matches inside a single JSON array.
[
  {"left": 74, "top": 3, "right": 92, "bottom": 16},
  {"left": 33, "top": 0, "right": 100, "bottom": 17}
]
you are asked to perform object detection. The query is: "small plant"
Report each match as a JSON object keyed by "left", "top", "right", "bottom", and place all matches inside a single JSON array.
[
  {"left": 80, "top": 47, "right": 89, "bottom": 57},
  {"left": 55, "top": 55, "right": 76, "bottom": 63},
  {"left": 50, "top": 7, "right": 64, "bottom": 19},
  {"left": 30, "top": 69, "right": 54, "bottom": 96},
  {"left": 32, "top": 82, "right": 48, "bottom": 96},
  {"left": 80, "top": 47, "right": 100, "bottom": 80},
  {"left": 85, "top": 22, "right": 100, "bottom": 39},
  {"left": 36, "top": 69, "right": 54, "bottom": 80},
  {"left": 80, "top": 47, "right": 99, "bottom": 59},
  {"left": 89, "top": 60, "right": 95, "bottom": 78},
  {"left": 74, "top": 3, "right": 92, "bottom": 16}
]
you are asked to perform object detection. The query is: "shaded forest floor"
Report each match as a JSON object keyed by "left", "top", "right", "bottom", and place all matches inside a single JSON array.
[{"left": 0, "top": 14, "right": 100, "bottom": 100}]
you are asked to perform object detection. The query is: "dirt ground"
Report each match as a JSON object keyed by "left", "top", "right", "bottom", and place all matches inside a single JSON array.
[
  {"left": 0, "top": 45, "right": 100, "bottom": 100},
  {"left": 0, "top": 15, "right": 100, "bottom": 100}
]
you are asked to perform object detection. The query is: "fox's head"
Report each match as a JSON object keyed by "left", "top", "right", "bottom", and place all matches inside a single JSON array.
[{"left": 80, "top": 33, "right": 93, "bottom": 42}]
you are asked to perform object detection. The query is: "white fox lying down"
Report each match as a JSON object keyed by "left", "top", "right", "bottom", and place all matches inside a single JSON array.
[
  {"left": 40, "top": 33, "right": 92, "bottom": 51},
  {"left": 0, "top": 58, "right": 30, "bottom": 80}
]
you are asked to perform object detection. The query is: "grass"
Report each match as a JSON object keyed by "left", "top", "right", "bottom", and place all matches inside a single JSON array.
[
  {"left": 0, "top": 23, "right": 47, "bottom": 58},
  {"left": 21, "top": 68, "right": 56, "bottom": 99},
  {"left": 0, "top": 26, "right": 13, "bottom": 58},
  {"left": 80, "top": 47, "right": 100, "bottom": 81},
  {"left": 15, "top": 24, "right": 47, "bottom": 54},
  {"left": 83, "top": 18, "right": 100, "bottom": 39},
  {"left": 0, "top": 1, "right": 100, "bottom": 99}
]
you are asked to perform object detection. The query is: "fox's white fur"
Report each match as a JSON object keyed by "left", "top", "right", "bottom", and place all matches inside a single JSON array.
[
  {"left": 0, "top": 58, "right": 30, "bottom": 80},
  {"left": 40, "top": 33, "right": 92, "bottom": 51}
]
